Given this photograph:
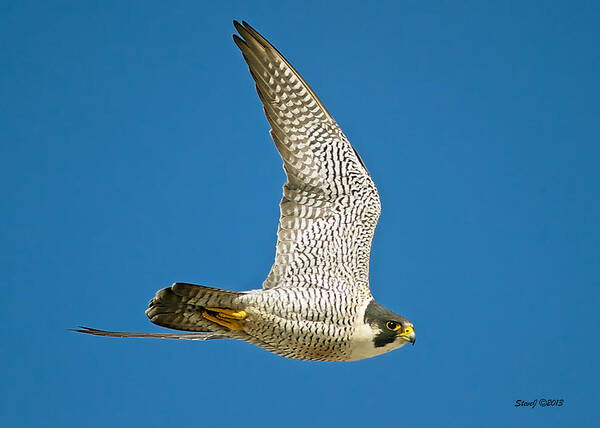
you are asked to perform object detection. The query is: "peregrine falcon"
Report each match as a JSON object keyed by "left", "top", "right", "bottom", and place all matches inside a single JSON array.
[{"left": 75, "top": 21, "right": 416, "bottom": 361}]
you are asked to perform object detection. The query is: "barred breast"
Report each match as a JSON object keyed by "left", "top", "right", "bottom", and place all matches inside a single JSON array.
[{"left": 240, "top": 287, "right": 369, "bottom": 361}]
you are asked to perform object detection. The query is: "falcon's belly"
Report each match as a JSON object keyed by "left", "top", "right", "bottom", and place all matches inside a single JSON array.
[{"left": 239, "top": 287, "right": 367, "bottom": 361}]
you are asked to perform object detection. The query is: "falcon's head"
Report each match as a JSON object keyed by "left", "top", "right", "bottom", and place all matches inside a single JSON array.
[{"left": 363, "top": 300, "right": 415, "bottom": 348}]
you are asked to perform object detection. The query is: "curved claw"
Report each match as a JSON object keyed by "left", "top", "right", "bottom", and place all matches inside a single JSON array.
[{"left": 203, "top": 308, "right": 247, "bottom": 331}]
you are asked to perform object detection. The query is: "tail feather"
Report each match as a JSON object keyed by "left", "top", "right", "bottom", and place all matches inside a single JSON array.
[
  {"left": 170, "top": 282, "right": 243, "bottom": 305},
  {"left": 74, "top": 283, "right": 247, "bottom": 340},
  {"left": 145, "top": 282, "right": 244, "bottom": 333}
]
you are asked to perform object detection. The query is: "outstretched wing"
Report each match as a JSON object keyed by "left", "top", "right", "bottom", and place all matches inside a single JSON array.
[{"left": 233, "top": 21, "right": 381, "bottom": 296}]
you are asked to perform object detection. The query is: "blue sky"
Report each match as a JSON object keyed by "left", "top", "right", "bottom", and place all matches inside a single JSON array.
[{"left": 2, "top": 1, "right": 599, "bottom": 427}]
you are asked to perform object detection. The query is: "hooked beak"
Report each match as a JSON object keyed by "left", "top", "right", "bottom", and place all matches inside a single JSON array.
[{"left": 398, "top": 326, "right": 416, "bottom": 345}]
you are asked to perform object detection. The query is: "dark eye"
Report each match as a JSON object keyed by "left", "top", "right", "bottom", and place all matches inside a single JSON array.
[{"left": 386, "top": 321, "right": 401, "bottom": 331}]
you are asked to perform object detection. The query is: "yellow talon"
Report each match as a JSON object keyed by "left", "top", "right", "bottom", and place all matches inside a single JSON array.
[
  {"left": 203, "top": 307, "right": 247, "bottom": 330},
  {"left": 205, "top": 307, "right": 247, "bottom": 320}
]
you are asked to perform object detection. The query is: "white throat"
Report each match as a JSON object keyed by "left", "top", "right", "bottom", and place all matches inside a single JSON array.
[{"left": 347, "top": 298, "right": 408, "bottom": 361}]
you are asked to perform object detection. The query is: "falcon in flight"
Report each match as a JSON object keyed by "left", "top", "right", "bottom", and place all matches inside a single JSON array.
[{"left": 76, "top": 21, "right": 416, "bottom": 361}]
